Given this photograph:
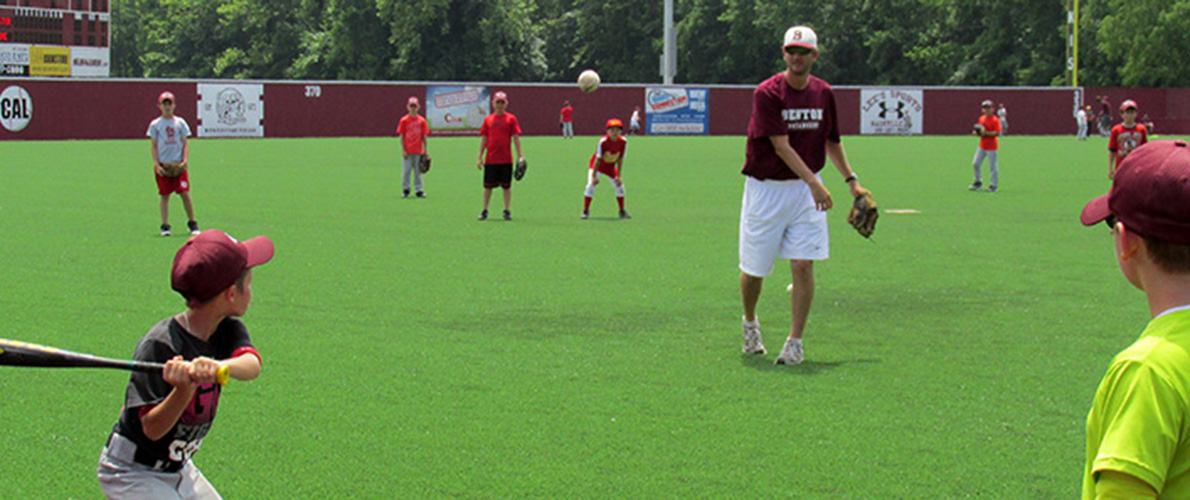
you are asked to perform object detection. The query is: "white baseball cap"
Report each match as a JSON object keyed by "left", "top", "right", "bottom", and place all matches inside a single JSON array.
[{"left": 783, "top": 25, "right": 818, "bottom": 51}]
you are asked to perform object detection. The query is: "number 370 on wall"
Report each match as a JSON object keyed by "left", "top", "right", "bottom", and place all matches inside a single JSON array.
[{"left": 305, "top": 85, "right": 321, "bottom": 98}]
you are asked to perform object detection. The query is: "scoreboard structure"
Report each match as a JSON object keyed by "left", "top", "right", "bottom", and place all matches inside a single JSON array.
[{"left": 0, "top": 0, "right": 110, "bottom": 77}]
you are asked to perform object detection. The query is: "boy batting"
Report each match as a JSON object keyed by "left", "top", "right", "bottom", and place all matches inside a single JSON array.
[{"left": 97, "top": 230, "right": 274, "bottom": 499}]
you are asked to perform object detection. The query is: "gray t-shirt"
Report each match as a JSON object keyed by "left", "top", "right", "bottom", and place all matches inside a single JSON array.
[{"left": 147, "top": 116, "right": 191, "bottom": 163}]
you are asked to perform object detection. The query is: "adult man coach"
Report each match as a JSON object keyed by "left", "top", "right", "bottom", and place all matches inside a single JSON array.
[{"left": 738, "top": 25, "right": 871, "bottom": 365}]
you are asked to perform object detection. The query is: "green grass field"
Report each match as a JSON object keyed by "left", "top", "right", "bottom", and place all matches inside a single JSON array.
[{"left": 0, "top": 132, "right": 1180, "bottom": 498}]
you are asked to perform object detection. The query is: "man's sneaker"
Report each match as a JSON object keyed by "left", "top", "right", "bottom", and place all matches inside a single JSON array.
[
  {"left": 160, "top": 224, "right": 172, "bottom": 237},
  {"left": 187, "top": 220, "right": 200, "bottom": 235},
  {"left": 619, "top": 210, "right": 632, "bottom": 220},
  {"left": 503, "top": 210, "right": 512, "bottom": 221},
  {"left": 581, "top": 210, "right": 589, "bottom": 220},
  {"left": 403, "top": 190, "right": 410, "bottom": 198},
  {"left": 968, "top": 181, "right": 982, "bottom": 191},
  {"left": 416, "top": 191, "right": 426, "bottom": 198},
  {"left": 987, "top": 185, "right": 998, "bottom": 193},
  {"left": 741, "top": 320, "right": 766, "bottom": 355},
  {"left": 775, "top": 338, "right": 804, "bottom": 365},
  {"left": 478, "top": 210, "right": 488, "bottom": 221}
]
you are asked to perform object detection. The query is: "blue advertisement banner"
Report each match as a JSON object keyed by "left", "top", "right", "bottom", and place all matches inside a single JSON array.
[{"left": 645, "top": 87, "right": 709, "bottom": 135}]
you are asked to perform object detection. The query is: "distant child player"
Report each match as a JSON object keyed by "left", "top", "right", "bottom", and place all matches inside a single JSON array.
[
  {"left": 1079, "top": 139, "right": 1190, "bottom": 499},
  {"left": 396, "top": 96, "right": 430, "bottom": 198},
  {"left": 476, "top": 91, "right": 524, "bottom": 221},
  {"left": 1108, "top": 99, "right": 1149, "bottom": 180},
  {"left": 582, "top": 118, "right": 631, "bottom": 220},
  {"left": 968, "top": 99, "right": 1002, "bottom": 192},
  {"left": 148, "top": 91, "right": 199, "bottom": 236},
  {"left": 97, "top": 229, "right": 275, "bottom": 499},
  {"left": 629, "top": 106, "right": 643, "bottom": 135},
  {"left": 560, "top": 101, "right": 574, "bottom": 139}
]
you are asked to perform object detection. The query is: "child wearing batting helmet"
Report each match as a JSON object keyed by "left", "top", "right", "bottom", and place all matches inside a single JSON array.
[
  {"left": 582, "top": 118, "right": 631, "bottom": 220},
  {"left": 98, "top": 229, "right": 274, "bottom": 499},
  {"left": 1080, "top": 140, "right": 1190, "bottom": 499}
]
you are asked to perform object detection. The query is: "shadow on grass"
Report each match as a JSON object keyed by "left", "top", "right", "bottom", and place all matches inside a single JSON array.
[{"left": 739, "top": 355, "right": 882, "bottom": 375}]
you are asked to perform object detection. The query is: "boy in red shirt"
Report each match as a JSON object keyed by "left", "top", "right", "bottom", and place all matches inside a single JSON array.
[
  {"left": 560, "top": 101, "right": 574, "bottom": 139},
  {"left": 582, "top": 118, "right": 630, "bottom": 220},
  {"left": 1108, "top": 99, "right": 1149, "bottom": 179},
  {"left": 968, "top": 100, "right": 1002, "bottom": 192},
  {"left": 396, "top": 96, "right": 430, "bottom": 198},
  {"left": 477, "top": 91, "right": 524, "bottom": 221}
]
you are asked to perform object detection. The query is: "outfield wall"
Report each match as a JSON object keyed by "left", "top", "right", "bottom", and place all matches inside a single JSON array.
[{"left": 1, "top": 77, "right": 1186, "bottom": 141}]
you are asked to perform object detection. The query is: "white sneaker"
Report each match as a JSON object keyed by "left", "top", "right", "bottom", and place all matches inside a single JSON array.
[
  {"left": 741, "top": 319, "right": 766, "bottom": 355},
  {"left": 775, "top": 338, "right": 804, "bottom": 365}
]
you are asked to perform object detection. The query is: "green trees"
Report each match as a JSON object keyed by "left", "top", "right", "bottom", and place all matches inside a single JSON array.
[{"left": 106, "top": 0, "right": 1176, "bottom": 86}]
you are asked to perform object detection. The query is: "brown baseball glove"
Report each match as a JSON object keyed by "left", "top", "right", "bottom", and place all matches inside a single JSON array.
[
  {"left": 419, "top": 154, "right": 431, "bottom": 174},
  {"left": 847, "top": 193, "right": 879, "bottom": 238},
  {"left": 159, "top": 162, "right": 185, "bottom": 178}
]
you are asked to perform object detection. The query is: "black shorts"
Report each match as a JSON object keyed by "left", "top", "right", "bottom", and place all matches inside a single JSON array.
[{"left": 484, "top": 163, "right": 513, "bottom": 188}]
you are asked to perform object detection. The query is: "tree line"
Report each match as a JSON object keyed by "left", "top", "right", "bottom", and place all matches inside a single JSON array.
[{"left": 110, "top": 0, "right": 1185, "bottom": 87}]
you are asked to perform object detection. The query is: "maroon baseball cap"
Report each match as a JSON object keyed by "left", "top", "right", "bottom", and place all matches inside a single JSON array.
[
  {"left": 1081, "top": 140, "right": 1190, "bottom": 245},
  {"left": 158, "top": 91, "right": 175, "bottom": 104},
  {"left": 172, "top": 230, "right": 275, "bottom": 303}
]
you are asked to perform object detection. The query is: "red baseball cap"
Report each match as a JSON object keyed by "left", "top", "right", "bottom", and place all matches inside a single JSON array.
[
  {"left": 158, "top": 91, "right": 176, "bottom": 104},
  {"left": 493, "top": 91, "right": 508, "bottom": 103},
  {"left": 1120, "top": 99, "right": 1138, "bottom": 112},
  {"left": 1081, "top": 140, "right": 1190, "bottom": 245},
  {"left": 606, "top": 118, "right": 623, "bottom": 129},
  {"left": 407, "top": 96, "right": 419, "bottom": 106},
  {"left": 172, "top": 230, "right": 275, "bottom": 303}
]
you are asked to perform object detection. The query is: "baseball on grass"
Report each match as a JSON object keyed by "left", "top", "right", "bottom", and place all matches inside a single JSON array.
[{"left": 578, "top": 70, "right": 601, "bottom": 93}]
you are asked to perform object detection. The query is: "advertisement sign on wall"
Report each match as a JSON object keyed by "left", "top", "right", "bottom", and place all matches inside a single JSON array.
[
  {"left": 30, "top": 46, "right": 70, "bottom": 77},
  {"left": 0, "top": 44, "right": 30, "bottom": 76},
  {"left": 425, "top": 85, "right": 488, "bottom": 136},
  {"left": 645, "top": 87, "right": 709, "bottom": 135},
  {"left": 1, "top": 84, "right": 32, "bottom": 132},
  {"left": 860, "top": 89, "right": 923, "bottom": 135},
  {"left": 70, "top": 47, "right": 109, "bottom": 77},
  {"left": 198, "top": 83, "right": 264, "bottom": 137}
]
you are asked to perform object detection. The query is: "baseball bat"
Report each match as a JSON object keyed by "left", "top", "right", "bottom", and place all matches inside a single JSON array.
[{"left": 0, "top": 338, "right": 229, "bottom": 386}]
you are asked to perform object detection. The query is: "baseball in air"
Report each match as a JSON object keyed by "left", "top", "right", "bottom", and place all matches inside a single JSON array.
[
  {"left": 578, "top": 70, "right": 601, "bottom": 93},
  {"left": 786, "top": 283, "right": 794, "bottom": 294}
]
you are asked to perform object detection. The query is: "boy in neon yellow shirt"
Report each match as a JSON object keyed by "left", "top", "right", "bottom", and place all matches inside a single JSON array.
[{"left": 1080, "top": 139, "right": 1190, "bottom": 499}]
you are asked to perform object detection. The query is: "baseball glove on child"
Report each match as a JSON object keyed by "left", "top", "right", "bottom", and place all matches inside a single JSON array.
[
  {"left": 419, "top": 154, "right": 432, "bottom": 174},
  {"left": 973, "top": 123, "right": 985, "bottom": 136},
  {"left": 847, "top": 193, "right": 879, "bottom": 239},
  {"left": 159, "top": 162, "right": 185, "bottom": 178},
  {"left": 514, "top": 158, "right": 527, "bottom": 181}
]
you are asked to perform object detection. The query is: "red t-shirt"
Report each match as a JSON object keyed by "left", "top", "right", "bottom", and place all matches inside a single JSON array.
[
  {"left": 480, "top": 112, "right": 522, "bottom": 164},
  {"left": 742, "top": 73, "right": 840, "bottom": 181},
  {"left": 589, "top": 135, "right": 626, "bottom": 173},
  {"left": 396, "top": 114, "right": 429, "bottom": 154},
  {"left": 1109, "top": 123, "right": 1149, "bottom": 159},
  {"left": 978, "top": 114, "right": 1001, "bottom": 151},
  {"left": 560, "top": 106, "right": 573, "bottom": 123}
]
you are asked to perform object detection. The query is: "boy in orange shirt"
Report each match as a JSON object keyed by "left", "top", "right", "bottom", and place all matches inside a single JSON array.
[
  {"left": 968, "top": 100, "right": 1002, "bottom": 193},
  {"left": 396, "top": 96, "right": 430, "bottom": 198}
]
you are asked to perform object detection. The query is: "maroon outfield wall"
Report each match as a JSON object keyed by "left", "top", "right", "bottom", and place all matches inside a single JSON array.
[{"left": 1, "top": 77, "right": 1186, "bottom": 141}]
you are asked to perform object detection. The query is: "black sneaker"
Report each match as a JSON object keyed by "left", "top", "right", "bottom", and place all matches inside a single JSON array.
[
  {"left": 160, "top": 223, "right": 172, "bottom": 237},
  {"left": 581, "top": 210, "right": 589, "bottom": 220},
  {"left": 619, "top": 210, "right": 632, "bottom": 220},
  {"left": 968, "top": 181, "right": 982, "bottom": 191},
  {"left": 403, "top": 189, "right": 410, "bottom": 198},
  {"left": 503, "top": 210, "right": 512, "bottom": 221},
  {"left": 187, "top": 220, "right": 200, "bottom": 235},
  {"left": 987, "top": 185, "right": 998, "bottom": 193},
  {"left": 416, "top": 191, "right": 426, "bottom": 198},
  {"left": 478, "top": 210, "right": 488, "bottom": 221}
]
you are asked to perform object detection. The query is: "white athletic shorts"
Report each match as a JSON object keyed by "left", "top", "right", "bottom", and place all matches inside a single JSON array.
[{"left": 739, "top": 175, "right": 829, "bottom": 277}]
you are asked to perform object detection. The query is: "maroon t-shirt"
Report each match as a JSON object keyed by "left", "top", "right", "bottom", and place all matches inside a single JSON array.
[{"left": 742, "top": 73, "right": 840, "bottom": 181}]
